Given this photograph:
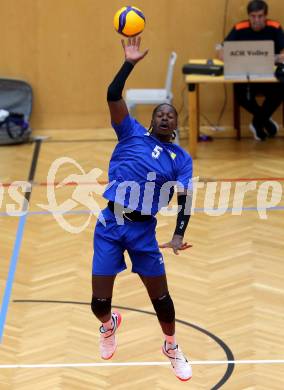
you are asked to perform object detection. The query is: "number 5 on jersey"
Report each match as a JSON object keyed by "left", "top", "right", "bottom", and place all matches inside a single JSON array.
[{"left": 152, "top": 145, "right": 163, "bottom": 159}]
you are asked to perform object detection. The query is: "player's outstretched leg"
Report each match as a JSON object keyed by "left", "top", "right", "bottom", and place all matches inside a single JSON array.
[
  {"left": 99, "top": 310, "right": 122, "bottom": 360},
  {"left": 139, "top": 274, "right": 192, "bottom": 381},
  {"left": 91, "top": 275, "right": 121, "bottom": 360}
]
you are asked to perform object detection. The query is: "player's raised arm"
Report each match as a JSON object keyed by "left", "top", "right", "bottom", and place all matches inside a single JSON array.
[{"left": 107, "top": 36, "right": 148, "bottom": 125}]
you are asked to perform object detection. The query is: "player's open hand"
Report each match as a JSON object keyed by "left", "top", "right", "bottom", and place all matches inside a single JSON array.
[
  {"left": 159, "top": 234, "right": 192, "bottom": 255},
  {"left": 122, "top": 36, "right": 149, "bottom": 64}
]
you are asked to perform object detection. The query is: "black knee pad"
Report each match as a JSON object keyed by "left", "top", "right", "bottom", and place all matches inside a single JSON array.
[
  {"left": 151, "top": 293, "right": 175, "bottom": 323},
  {"left": 91, "top": 296, "right": 111, "bottom": 317}
]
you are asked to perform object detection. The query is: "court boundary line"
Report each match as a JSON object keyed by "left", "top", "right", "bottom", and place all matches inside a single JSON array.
[
  {"left": 1, "top": 206, "right": 283, "bottom": 218},
  {"left": 0, "top": 206, "right": 284, "bottom": 217},
  {"left": 0, "top": 215, "right": 28, "bottom": 341},
  {"left": 0, "top": 360, "right": 283, "bottom": 369},
  {"left": 0, "top": 139, "right": 42, "bottom": 342},
  {"left": 2, "top": 177, "right": 284, "bottom": 188}
]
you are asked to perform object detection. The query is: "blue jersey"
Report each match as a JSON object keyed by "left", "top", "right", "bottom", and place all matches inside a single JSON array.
[{"left": 103, "top": 115, "right": 193, "bottom": 216}]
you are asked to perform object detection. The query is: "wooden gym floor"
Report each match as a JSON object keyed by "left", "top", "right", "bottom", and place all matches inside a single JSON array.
[{"left": 0, "top": 128, "right": 283, "bottom": 389}]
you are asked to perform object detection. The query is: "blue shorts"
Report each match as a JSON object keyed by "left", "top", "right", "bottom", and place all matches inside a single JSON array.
[{"left": 92, "top": 206, "right": 165, "bottom": 276}]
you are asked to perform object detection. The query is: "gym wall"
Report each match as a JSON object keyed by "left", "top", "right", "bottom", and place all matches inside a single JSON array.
[{"left": 0, "top": 0, "right": 283, "bottom": 131}]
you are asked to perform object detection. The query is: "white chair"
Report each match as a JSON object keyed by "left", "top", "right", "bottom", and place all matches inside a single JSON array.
[{"left": 125, "top": 51, "right": 177, "bottom": 113}]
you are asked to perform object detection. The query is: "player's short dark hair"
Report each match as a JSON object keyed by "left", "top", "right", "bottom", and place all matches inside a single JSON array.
[
  {"left": 151, "top": 103, "right": 178, "bottom": 119},
  {"left": 149, "top": 103, "right": 178, "bottom": 139},
  {"left": 247, "top": 0, "right": 268, "bottom": 15}
]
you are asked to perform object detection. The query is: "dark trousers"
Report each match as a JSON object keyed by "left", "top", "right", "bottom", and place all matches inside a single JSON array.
[{"left": 234, "top": 82, "right": 284, "bottom": 124}]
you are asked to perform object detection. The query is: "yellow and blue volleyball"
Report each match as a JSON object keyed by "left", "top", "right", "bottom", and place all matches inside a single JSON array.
[{"left": 114, "top": 6, "right": 145, "bottom": 37}]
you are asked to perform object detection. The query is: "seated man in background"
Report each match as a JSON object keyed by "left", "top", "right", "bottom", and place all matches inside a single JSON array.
[{"left": 218, "top": 0, "right": 284, "bottom": 140}]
